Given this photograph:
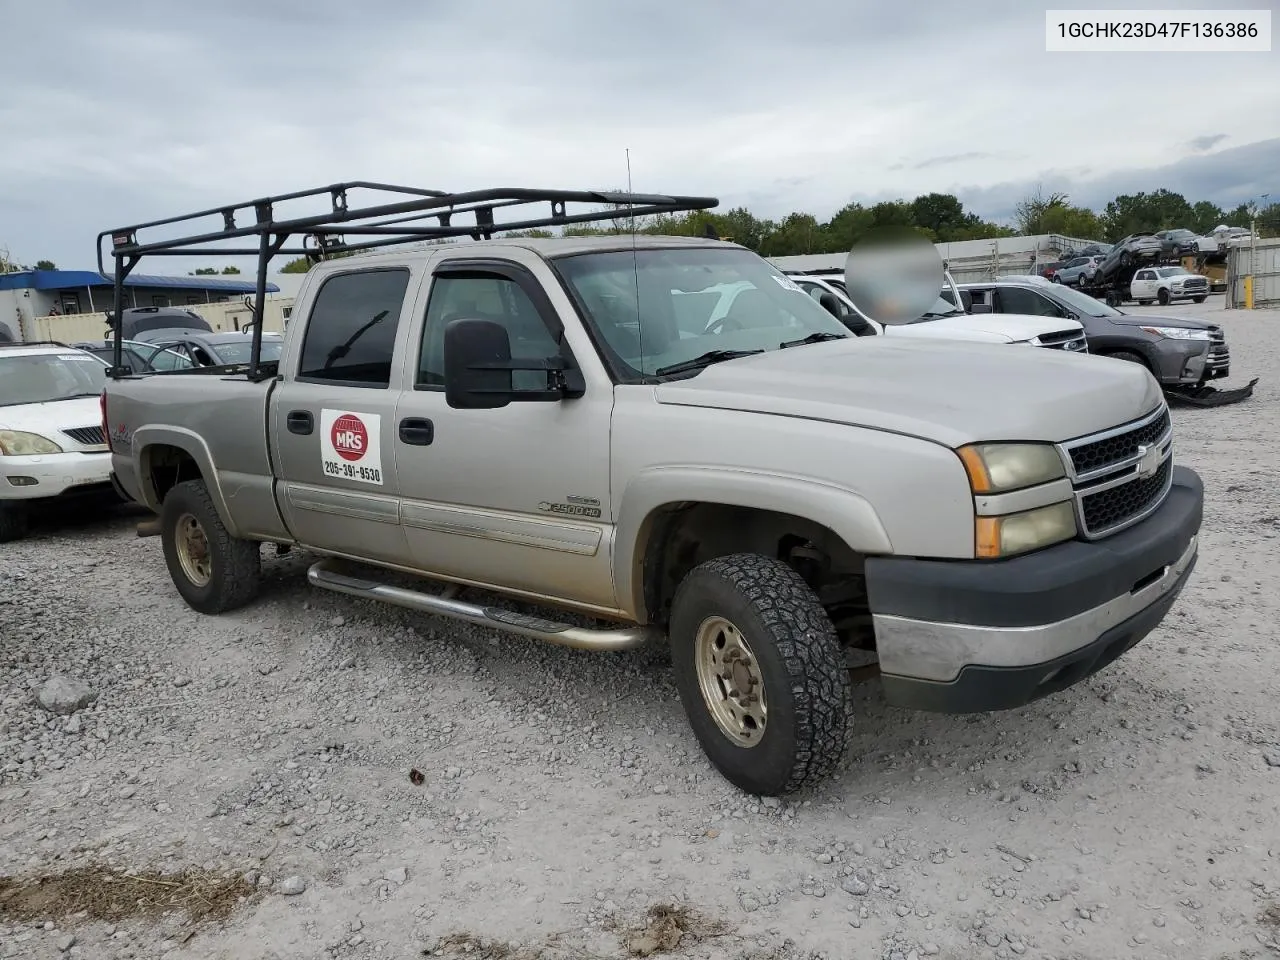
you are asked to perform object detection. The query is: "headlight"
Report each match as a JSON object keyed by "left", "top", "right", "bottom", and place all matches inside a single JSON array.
[
  {"left": 976, "top": 501, "right": 1077, "bottom": 558},
  {"left": 0, "top": 431, "right": 63, "bottom": 456},
  {"left": 1139, "top": 326, "right": 1211, "bottom": 341},
  {"left": 956, "top": 442, "right": 1065, "bottom": 494}
]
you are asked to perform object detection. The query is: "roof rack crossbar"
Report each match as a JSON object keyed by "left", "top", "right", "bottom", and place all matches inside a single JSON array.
[
  {"left": 97, "top": 185, "right": 715, "bottom": 271},
  {"left": 109, "top": 199, "right": 704, "bottom": 258}
]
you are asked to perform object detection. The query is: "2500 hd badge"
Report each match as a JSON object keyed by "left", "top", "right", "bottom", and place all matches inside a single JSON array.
[{"left": 537, "top": 501, "right": 602, "bottom": 518}]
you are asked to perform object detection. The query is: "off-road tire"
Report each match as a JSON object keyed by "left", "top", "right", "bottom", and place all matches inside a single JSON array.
[
  {"left": 1157, "top": 288, "right": 1171, "bottom": 305},
  {"left": 0, "top": 505, "right": 30, "bottom": 543},
  {"left": 160, "top": 479, "right": 261, "bottom": 614},
  {"left": 668, "top": 553, "right": 851, "bottom": 796},
  {"left": 1193, "top": 295, "right": 1207, "bottom": 303}
]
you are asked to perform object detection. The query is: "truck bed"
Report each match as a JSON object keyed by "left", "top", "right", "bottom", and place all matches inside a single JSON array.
[{"left": 105, "top": 369, "right": 290, "bottom": 542}]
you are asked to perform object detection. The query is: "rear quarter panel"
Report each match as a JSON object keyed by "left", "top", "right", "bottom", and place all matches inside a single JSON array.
[{"left": 105, "top": 373, "right": 288, "bottom": 540}]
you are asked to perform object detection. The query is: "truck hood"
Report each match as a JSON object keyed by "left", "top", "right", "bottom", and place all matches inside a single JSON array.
[
  {"left": 0, "top": 397, "right": 101, "bottom": 437},
  {"left": 654, "top": 338, "right": 1162, "bottom": 448},
  {"left": 917, "top": 312, "right": 1081, "bottom": 343},
  {"left": 1109, "top": 311, "right": 1215, "bottom": 330}
]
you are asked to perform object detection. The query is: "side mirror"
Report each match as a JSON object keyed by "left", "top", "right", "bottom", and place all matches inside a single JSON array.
[
  {"left": 442, "top": 318, "right": 578, "bottom": 410},
  {"left": 959, "top": 290, "right": 974, "bottom": 312},
  {"left": 969, "top": 304, "right": 993, "bottom": 314}
]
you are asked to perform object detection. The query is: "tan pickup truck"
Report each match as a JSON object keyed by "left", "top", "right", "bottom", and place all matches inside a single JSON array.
[{"left": 100, "top": 184, "right": 1203, "bottom": 796}]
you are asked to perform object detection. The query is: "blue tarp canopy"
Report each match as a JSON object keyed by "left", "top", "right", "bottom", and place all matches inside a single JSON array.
[{"left": 0, "top": 269, "right": 279, "bottom": 294}]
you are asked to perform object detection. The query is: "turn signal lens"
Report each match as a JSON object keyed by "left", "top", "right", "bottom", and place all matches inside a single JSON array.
[{"left": 976, "top": 501, "right": 1077, "bottom": 558}]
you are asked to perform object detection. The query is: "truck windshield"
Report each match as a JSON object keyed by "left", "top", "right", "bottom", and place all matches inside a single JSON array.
[
  {"left": 553, "top": 247, "right": 850, "bottom": 379},
  {"left": 0, "top": 353, "right": 107, "bottom": 407}
]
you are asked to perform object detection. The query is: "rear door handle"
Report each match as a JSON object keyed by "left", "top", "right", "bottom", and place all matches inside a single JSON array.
[
  {"left": 398, "top": 417, "right": 434, "bottom": 446},
  {"left": 287, "top": 410, "right": 313, "bottom": 436}
]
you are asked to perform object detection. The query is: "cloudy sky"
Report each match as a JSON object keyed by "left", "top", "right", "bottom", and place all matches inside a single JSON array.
[{"left": 2, "top": 0, "right": 1277, "bottom": 271}]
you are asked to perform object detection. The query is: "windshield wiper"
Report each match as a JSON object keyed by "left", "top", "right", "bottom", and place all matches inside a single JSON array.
[
  {"left": 779, "top": 331, "right": 846, "bottom": 349},
  {"left": 654, "top": 349, "right": 764, "bottom": 378}
]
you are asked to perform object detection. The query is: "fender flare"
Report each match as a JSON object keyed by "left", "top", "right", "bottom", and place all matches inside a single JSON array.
[
  {"left": 133, "top": 426, "right": 241, "bottom": 537},
  {"left": 614, "top": 465, "right": 892, "bottom": 621}
]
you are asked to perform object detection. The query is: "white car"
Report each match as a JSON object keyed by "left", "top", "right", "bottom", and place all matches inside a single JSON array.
[
  {"left": 787, "top": 272, "right": 1089, "bottom": 353},
  {"left": 0, "top": 343, "right": 119, "bottom": 542},
  {"left": 1130, "top": 266, "right": 1211, "bottom": 305}
]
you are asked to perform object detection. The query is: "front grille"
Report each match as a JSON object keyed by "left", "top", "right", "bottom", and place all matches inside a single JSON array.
[
  {"left": 1081, "top": 459, "right": 1172, "bottom": 532},
  {"left": 1206, "top": 328, "right": 1229, "bottom": 369},
  {"left": 1059, "top": 405, "right": 1174, "bottom": 539},
  {"left": 1037, "top": 329, "right": 1079, "bottom": 346},
  {"left": 1035, "top": 329, "right": 1089, "bottom": 352},
  {"left": 1181, "top": 279, "right": 1208, "bottom": 290},
  {"left": 62, "top": 426, "right": 106, "bottom": 447},
  {"left": 1067, "top": 408, "right": 1170, "bottom": 476}
]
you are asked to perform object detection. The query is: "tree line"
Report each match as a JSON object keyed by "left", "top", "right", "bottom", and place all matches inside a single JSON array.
[{"left": 6, "top": 188, "right": 1276, "bottom": 276}]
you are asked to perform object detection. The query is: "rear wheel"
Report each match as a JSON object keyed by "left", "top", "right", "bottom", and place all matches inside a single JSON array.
[
  {"left": 0, "top": 505, "right": 30, "bottom": 543},
  {"left": 1157, "top": 289, "right": 1171, "bottom": 305},
  {"left": 160, "top": 479, "right": 261, "bottom": 614},
  {"left": 668, "top": 553, "right": 851, "bottom": 796}
]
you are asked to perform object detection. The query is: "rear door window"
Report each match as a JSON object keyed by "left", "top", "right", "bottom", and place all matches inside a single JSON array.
[{"left": 297, "top": 269, "right": 412, "bottom": 388}]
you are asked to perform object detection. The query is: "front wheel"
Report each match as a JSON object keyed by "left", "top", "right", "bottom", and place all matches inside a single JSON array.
[
  {"left": 668, "top": 553, "right": 852, "bottom": 796},
  {"left": 160, "top": 479, "right": 261, "bottom": 614},
  {"left": 1193, "top": 295, "right": 1207, "bottom": 303},
  {"left": 0, "top": 505, "right": 30, "bottom": 543},
  {"left": 1157, "top": 289, "right": 1171, "bottom": 305},
  {"left": 1105, "top": 350, "right": 1151, "bottom": 372}
]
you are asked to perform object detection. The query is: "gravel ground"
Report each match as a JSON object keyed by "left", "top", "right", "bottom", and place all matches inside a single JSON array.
[{"left": 3, "top": 299, "right": 1279, "bottom": 960}]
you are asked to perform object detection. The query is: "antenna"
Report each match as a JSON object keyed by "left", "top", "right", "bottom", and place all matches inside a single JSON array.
[{"left": 627, "top": 148, "right": 644, "bottom": 377}]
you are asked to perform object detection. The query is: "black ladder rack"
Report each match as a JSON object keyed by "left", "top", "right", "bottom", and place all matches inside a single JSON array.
[{"left": 96, "top": 182, "right": 719, "bottom": 380}]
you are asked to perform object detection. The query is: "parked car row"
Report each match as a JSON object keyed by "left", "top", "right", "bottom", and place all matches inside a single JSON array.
[
  {"left": 784, "top": 269, "right": 1090, "bottom": 352},
  {"left": 1, "top": 323, "right": 286, "bottom": 542},
  {"left": 953, "top": 276, "right": 1228, "bottom": 389}
]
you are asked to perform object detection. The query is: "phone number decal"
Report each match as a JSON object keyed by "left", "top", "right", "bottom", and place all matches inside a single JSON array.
[{"left": 323, "top": 460, "right": 383, "bottom": 484}]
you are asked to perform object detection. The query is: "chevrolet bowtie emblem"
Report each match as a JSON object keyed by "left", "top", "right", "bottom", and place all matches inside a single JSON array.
[{"left": 1135, "top": 442, "right": 1161, "bottom": 479}]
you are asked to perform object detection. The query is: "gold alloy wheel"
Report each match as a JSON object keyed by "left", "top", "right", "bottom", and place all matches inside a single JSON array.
[
  {"left": 175, "top": 513, "right": 212, "bottom": 587},
  {"left": 694, "top": 616, "right": 768, "bottom": 746}
]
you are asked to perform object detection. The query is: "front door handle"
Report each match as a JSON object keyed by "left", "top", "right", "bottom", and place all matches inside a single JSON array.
[
  {"left": 287, "top": 410, "right": 313, "bottom": 435},
  {"left": 398, "top": 417, "right": 434, "bottom": 446}
]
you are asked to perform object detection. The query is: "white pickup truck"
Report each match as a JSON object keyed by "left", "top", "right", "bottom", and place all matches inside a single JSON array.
[
  {"left": 786, "top": 270, "right": 1089, "bottom": 352},
  {"left": 100, "top": 184, "right": 1204, "bottom": 797}
]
